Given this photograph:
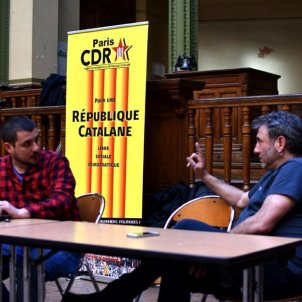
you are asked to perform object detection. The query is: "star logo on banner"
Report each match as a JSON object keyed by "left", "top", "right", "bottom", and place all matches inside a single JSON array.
[{"left": 112, "top": 38, "right": 132, "bottom": 61}]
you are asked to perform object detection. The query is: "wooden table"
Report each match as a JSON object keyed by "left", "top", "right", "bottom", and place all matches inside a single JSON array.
[{"left": 0, "top": 221, "right": 301, "bottom": 302}]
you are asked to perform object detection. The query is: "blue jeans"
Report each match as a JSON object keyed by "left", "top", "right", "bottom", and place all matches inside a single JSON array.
[
  {"left": 1, "top": 244, "right": 82, "bottom": 302},
  {"left": 158, "top": 219, "right": 302, "bottom": 302}
]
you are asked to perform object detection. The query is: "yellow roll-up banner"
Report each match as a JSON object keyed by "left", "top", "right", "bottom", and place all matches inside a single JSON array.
[{"left": 66, "top": 22, "right": 148, "bottom": 225}]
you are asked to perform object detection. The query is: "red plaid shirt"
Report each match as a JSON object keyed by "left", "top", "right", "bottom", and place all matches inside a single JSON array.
[{"left": 0, "top": 150, "right": 80, "bottom": 220}]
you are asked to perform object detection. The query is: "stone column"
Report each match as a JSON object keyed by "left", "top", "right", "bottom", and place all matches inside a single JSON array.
[
  {"left": 9, "top": 0, "right": 59, "bottom": 87},
  {"left": 168, "top": 0, "right": 198, "bottom": 72}
]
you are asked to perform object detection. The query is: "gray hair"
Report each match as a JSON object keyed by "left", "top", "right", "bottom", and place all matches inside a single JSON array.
[{"left": 252, "top": 111, "right": 302, "bottom": 156}]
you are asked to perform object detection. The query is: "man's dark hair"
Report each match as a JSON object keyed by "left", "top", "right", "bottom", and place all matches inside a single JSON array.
[
  {"left": 252, "top": 111, "right": 302, "bottom": 156},
  {"left": 0, "top": 116, "right": 36, "bottom": 145}
]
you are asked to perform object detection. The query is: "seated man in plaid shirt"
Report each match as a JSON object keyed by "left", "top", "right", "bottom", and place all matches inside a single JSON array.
[{"left": 0, "top": 116, "right": 81, "bottom": 301}]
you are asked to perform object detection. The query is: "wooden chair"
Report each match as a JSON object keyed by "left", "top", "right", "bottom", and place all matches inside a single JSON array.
[
  {"left": 163, "top": 195, "right": 234, "bottom": 302},
  {"left": 55, "top": 192, "right": 105, "bottom": 297},
  {"left": 167, "top": 196, "right": 302, "bottom": 302},
  {"left": 164, "top": 195, "right": 234, "bottom": 231},
  {"left": 76, "top": 192, "right": 105, "bottom": 224},
  {"left": 133, "top": 195, "right": 234, "bottom": 302}
]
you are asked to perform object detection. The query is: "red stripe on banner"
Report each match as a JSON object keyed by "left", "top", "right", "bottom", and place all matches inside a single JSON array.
[
  {"left": 118, "top": 67, "right": 129, "bottom": 217},
  {"left": 95, "top": 69, "right": 105, "bottom": 194},
  {"left": 86, "top": 70, "right": 94, "bottom": 192},
  {"left": 104, "top": 68, "right": 117, "bottom": 217}
]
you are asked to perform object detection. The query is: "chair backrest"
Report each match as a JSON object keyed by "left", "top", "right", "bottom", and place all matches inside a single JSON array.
[
  {"left": 76, "top": 193, "right": 105, "bottom": 223},
  {"left": 164, "top": 195, "right": 234, "bottom": 231}
]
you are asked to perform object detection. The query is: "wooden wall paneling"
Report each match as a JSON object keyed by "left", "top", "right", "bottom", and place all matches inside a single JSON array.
[
  {"left": 165, "top": 68, "right": 280, "bottom": 182},
  {"left": 80, "top": 0, "right": 136, "bottom": 29},
  {"left": 143, "top": 79, "right": 205, "bottom": 196}
]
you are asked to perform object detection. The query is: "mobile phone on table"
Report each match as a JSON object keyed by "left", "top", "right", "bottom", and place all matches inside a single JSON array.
[{"left": 127, "top": 231, "right": 160, "bottom": 238}]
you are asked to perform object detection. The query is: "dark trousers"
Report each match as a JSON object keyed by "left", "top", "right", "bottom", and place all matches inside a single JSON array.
[
  {"left": 158, "top": 219, "right": 302, "bottom": 301},
  {"left": 82, "top": 220, "right": 302, "bottom": 302},
  {"left": 1, "top": 245, "right": 81, "bottom": 302}
]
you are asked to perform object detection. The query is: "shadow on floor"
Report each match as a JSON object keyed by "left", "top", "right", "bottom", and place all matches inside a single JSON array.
[{"left": 45, "top": 278, "right": 216, "bottom": 302}]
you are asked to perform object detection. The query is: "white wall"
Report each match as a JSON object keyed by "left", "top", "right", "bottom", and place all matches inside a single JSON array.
[{"left": 198, "top": 19, "right": 302, "bottom": 94}]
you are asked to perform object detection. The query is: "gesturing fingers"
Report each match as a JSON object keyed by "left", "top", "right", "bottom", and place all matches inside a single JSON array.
[
  {"left": 195, "top": 142, "right": 204, "bottom": 159},
  {"left": 186, "top": 152, "right": 198, "bottom": 168}
]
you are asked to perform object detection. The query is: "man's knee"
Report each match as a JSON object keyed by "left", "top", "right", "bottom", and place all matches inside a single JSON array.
[
  {"left": 174, "top": 219, "right": 206, "bottom": 230},
  {"left": 174, "top": 219, "right": 223, "bottom": 232}
]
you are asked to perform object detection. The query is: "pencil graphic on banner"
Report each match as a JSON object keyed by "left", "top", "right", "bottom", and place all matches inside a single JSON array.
[
  {"left": 102, "top": 68, "right": 117, "bottom": 218},
  {"left": 86, "top": 70, "right": 94, "bottom": 192},
  {"left": 92, "top": 69, "right": 105, "bottom": 195},
  {"left": 113, "top": 67, "right": 129, "bottom": 218}
]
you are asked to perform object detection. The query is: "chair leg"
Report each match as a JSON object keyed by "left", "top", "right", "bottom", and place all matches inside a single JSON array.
[
  {"left": 200, "top": 294, "right": 208, "bottom": 302},
  {"left": 55, "top": 254, "right": 100, "bottom": 297},
  {"left": 133, "top": 295, "right": 141, "bottom": 302},
  {"left": 83, "top": 262, "right": 100, "bottom": 292},
  {"left": 55, "top": 272, "right": 77, "bottom": 298},
  {"left": 64, "top": 273, "right": 77, "bottom": 294},
  {"left": 55, "top": 279, "right": 65, "bottom": 297}
]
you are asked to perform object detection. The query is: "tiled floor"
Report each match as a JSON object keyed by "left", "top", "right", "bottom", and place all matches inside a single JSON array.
[{"left": 44, "top": 277, "right": 217, "bottom": 302}]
